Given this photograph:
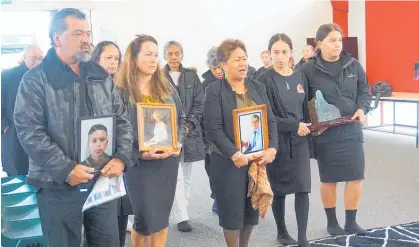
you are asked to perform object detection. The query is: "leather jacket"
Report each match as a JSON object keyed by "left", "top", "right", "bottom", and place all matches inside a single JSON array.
[{"left": 14, "top": 49, "right": 133, "bottom": 189}]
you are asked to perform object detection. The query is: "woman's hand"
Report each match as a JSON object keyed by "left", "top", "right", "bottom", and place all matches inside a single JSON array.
[
  {"left": 251, "top": 148, "right": 277, "bottom": 165},
  {"left": 352, "top": 109, "right": 365, "bottom": 124},
  {"left": 170, "top": 143, "right": 182, "bottom": 157},
  {"left": 297, "top": 122, "right": 311, "bottom": 136},
  {"left": 141, "top": 149, "right": 171, "bottom": 160},
  {"left": 231, "top": 151, "right": 249, "bottom": 168}
]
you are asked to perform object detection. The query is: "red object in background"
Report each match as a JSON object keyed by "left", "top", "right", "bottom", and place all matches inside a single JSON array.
[
  {"left": 330, "top": 0, "right": 348, "bottom": 37},
  {"left": 242, "top": 141, "right": 249, "bottom": 148},
  {"left": 366, "top": 1, "right": 419, "bottom": 92}
]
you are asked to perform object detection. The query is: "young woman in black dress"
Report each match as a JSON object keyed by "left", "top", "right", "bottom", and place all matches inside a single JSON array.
[
  {"left": 257, "top": 33, "right": 312, "bottom": 247},
  {"left": 115, "top": 35, "right": 187, "bottom": 247},
  {"left": 301, "top": 24, "right": 371, "bottom": 236},
  {"left": 204, "top": 39, "right": 278, "bottom": 247}
]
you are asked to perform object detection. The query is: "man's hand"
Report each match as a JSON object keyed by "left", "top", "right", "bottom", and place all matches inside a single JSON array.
[
  {"left": 101, "top": 158, "right": 126, "bottom": 178},
  {"left": 352, "top": 109, "right": 365, "bottom": 124},
  {"left": 66, "top": 165, "right": 95, "bottom": 186},
  {"left": 297, "top": 122, "right": 311, "bottom": 136}
]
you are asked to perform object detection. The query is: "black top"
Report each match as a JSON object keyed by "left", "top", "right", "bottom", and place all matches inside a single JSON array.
[
  {"left": 272, "top": 70, "right": 305, "bottom": 122},
  {"left": 204, "top": 78, "right": 278, "bottom": 158},
  {"left": 321, "top": 57, "right": 343, "bottom": 78}
]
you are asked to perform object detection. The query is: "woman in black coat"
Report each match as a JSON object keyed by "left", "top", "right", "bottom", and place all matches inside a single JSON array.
[
  {"left": 301, "top": 24, "right": 372, "bottom": 236},
  {"left": 204, "top": 39, "right": 278, "bottom": 247},
  {"left": 257, "top": 33, "right": 312, "bottom": 247}
]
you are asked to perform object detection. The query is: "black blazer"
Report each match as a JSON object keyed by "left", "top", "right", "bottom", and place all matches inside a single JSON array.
[{"left": 204, "top": 78, "right": 278, "bottom": 159}]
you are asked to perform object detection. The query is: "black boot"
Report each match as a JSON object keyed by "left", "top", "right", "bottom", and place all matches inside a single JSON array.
[
  {"left": 325, "top": 207, "right": 348, "bottom": 236},
  {"left": 272, "top": 196, "right": 297, "bottom": 246},
  {"left": 344, "top": 210, "right": 368, "bottom": 235}
]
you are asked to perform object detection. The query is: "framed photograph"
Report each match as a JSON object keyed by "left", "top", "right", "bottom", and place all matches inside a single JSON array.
[
  {"left": 137, "top": 103, "right": 177, "bottom": 151},
  {"left": 232, "top": 105, "right": 269, "bottom": 158},
  {"left": 79, "top": 115, "right": 116, "bottom": 168}
]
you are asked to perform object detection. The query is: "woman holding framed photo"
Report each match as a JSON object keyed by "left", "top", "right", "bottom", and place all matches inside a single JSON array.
[
  {"left": 115, "top": 35, "right": 187, "bottom": 247},
  {"left": 204, "top": 39, "right": 278, "bottom": 247},
  {"left": 257, "top": 33, "right": 312, "bottom": 247}
]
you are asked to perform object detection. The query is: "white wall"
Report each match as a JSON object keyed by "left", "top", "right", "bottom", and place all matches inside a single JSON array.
[
  {"left": 348, "top": 0, "right": 366, "bottom": 69},
  {"left": 2, "top": 0, "right": 333, "bottom": 75},
  {"left": 92, "top": 0, "right": 333, "bottom": 74}
]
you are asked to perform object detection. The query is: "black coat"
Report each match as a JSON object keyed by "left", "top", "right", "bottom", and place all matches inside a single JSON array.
[
  {"left": 200, "top": 70, "right": 219, "bottom": 149},
  {"left": 14, "top": 49, "right": 133, "bottom": 188},
  {"left": 204, "top": 78, "right": 278, "bottom": 158},
  {"left": 1, "top": 63, "right": 29, "bottom": 175},
  {"left": 301, "top": 52, "right": 372, "bottom": 143},
  {"left": 164, "top": 64, "right": 205, "bottom": 162}
]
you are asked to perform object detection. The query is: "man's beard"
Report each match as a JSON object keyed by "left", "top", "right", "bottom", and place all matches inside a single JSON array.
[{"left": 73, "top": 51, "right": 91, "bottom": 63}]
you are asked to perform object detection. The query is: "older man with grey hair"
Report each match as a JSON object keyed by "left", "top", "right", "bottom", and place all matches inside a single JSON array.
[
  {"left": 1, "top": 44, "right": 43, "bottom": 176},
  {"left": 13, "top": 8, "right": 132, "bottom": 247}
]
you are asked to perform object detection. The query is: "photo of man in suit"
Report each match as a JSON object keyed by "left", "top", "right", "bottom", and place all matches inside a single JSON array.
[{"left": 241, "top": 114, "right": 263, "bottom": 154}]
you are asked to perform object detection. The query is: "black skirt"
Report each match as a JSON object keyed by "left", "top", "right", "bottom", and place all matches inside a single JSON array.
[
  {"left": 267, "top": 140, "right": 311, "bottom": 196},
  {"left": 210, "top": 153, "right": 259, "bottom": 230},
  {"left": 125, "top": 157, "right": 178, "bottom": 236},
  {"left": 315, "top": 137, "right": 365, "bottom": 183}
]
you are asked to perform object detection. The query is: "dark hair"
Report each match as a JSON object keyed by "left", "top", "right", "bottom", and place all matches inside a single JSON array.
[
  {"left": 164, "top": 41, "right": 183, "bottom": 56},
  {"left": 252, "top": 115, "right": 260, "bottom": 121},
  {"left": 88, "top": 124, "right": 108, "bottom": 135},
  {"left": 217, "top": 39, "right": 247, "bottom": 63},
  {"left": 115, "top": 34, "right": 170, "bottom": 103},
  {"left": 49, "top": 8, "right": 87, "bottom": 47},
  {"left": 268, "top": 33, "right": 293, "bottom": 51},
  {"left": 315, "top": 23, "right": 343, "bottom": 42},
  {"left": 91, "top": 41, "right": 122, "bottom": 65}
]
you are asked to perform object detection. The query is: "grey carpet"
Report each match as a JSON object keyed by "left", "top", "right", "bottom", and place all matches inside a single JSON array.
[{"left": 124, "top": 130, "right": 419, "bottom": 247}]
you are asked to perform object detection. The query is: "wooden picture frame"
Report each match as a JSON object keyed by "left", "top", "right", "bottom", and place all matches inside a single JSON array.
[
  {"left": 137, "top": 103, "right": 177, "bottom": 151},
  {"left": 78, "top": 114, "right": 116, "bottom": 164},
  {"left": 232, "top": 105, "right": 269, "bottom": 158}
]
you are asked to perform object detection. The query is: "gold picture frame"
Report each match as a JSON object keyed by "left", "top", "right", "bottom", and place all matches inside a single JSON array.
[
  {"left": 137, "top": 103, "right": 177, "bottom": 151},
  {"left": 232, "top": 105, "right": 269, "bottom": 158}
]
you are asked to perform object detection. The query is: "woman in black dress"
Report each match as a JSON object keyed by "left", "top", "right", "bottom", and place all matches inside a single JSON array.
[
  {"left": 91, "top": 41, "right": 133, "bottom": 247},
  {"left": 301, "top": 24, "right": 372, "bottom": 236},
  {"left": 115, "top": 35, "right": 187, "bottom": 247},
  {"left": 258, "top": 33, "right": 312, "bottom": 247},
  {"left": 204, "top": 39, "right": 278, "bottom": 247}
]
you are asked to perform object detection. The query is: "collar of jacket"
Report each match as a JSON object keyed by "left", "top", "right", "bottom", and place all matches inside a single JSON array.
[
  {"left": 202, "top": 69, "right": 217, "bottom": 81},
  {"left": 313, "top": 51, "right": 354, "bottom": 74},
  {"left": 164, "top": 63, "right": 186, "bottom": 74},
  {"left": 221, "top": 77, "right": 261, "bottom": 103},
  {"left": 40, "top": 48, "right": 108, "bottom": 90}
]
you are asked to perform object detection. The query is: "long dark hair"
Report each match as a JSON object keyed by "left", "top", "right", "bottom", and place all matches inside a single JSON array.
[{"left": 91, "top": 41, "right": 122, "bottom": 65}]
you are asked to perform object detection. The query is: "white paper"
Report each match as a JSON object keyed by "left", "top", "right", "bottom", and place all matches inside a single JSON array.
[{"left": 82, "top": 174, "right": 126, "bottom": 212}]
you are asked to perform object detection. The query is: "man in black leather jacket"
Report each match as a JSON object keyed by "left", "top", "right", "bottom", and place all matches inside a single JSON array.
[{"left": 13, "top": 8, "right": 132, "bottom": 247}]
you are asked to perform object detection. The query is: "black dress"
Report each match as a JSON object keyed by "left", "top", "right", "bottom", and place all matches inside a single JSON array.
[
  {"left": 204, "top": 78, "right": 278, "bottom": 230},
  {"left": 259, "top": 69, "right": 311, "bottom": 195},
  {"left": 120, "top": 89, "right": 188, "bottom": 236},
  {"left": 301, "top": 53, "right": 371, "bottom": 183}
]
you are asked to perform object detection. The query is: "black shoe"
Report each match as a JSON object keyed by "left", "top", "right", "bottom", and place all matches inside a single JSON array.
[
  {"left": 327, "top": 224, "right": 348, "bottom": 236},
  {"left": 277, "top": 231, "right": 297, "bottom": 246},
  {"left": 345, "top": 223, "right": 368, "bottom": 235},
  {"left": 177, "top": 221, "right": 192, "bottom": 232}
]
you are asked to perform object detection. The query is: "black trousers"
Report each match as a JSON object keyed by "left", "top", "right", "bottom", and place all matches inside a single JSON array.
[
  {"left": 37, "top": 188, "right": 119, "bottom": 247},
  {"left": 204, "top": 154, "right": 215, "bottom": 199}
]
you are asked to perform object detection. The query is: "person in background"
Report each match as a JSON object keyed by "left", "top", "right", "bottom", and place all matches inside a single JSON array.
[
  {"left": 91, "top": 41, "right": 121, "bottom": 77},
  {"left": 255, "top": 50, "right": 271, "bottom": 78},
  {"left": 201, "top": 46, "right": 224, "bottom": 213},
  {"left": 301, "top": 23, "right": 371, "bottom": 236},
  {"left": 14, "top": 8, "right": 133, "bottom": 247},
  {"left": 258, "top": 33, "right": 312, "bottom": 247},
  {"left": 90, "top": 40, "right": 133, "bottom": 247},
  {"left": 116, "top": 34, "right": 187, "bottom": 247},
  {"left": 295, "top": 45, "right": 314, "bottom": 71},
  {"left": 247, "top": 65, "right": 257, "bottom": 80},
  {"left": 204, "top": 39, "right": 278, "bottom": 247},
  {"left": 1, "top": 44, "right": 43, "bottom": 176},
  {"left": 163, "top": 41, "right": 205, "bottom": 232}
]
